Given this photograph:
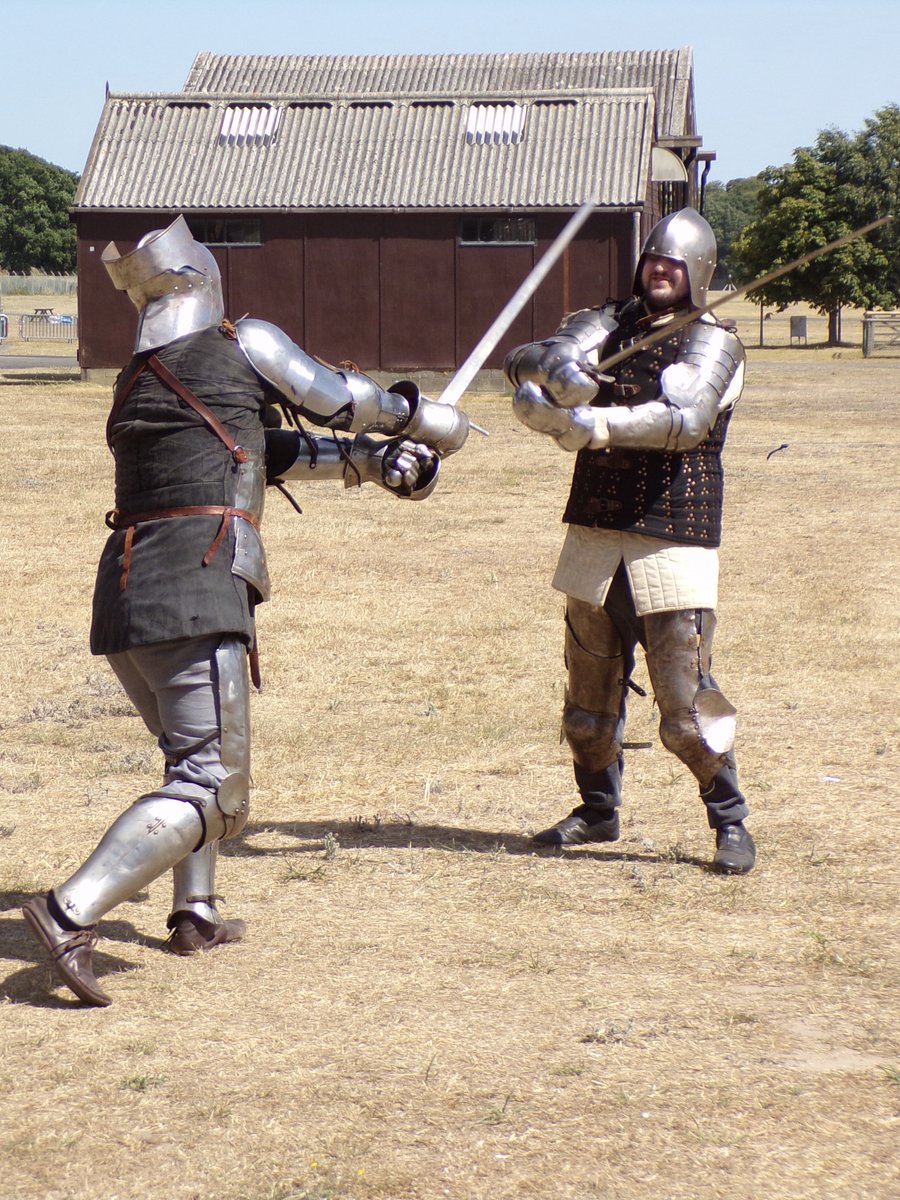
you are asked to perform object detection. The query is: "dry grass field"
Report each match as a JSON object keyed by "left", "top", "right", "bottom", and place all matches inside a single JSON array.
[{"left": 0, "top": 299, "right": 898, "bottom": 1199}]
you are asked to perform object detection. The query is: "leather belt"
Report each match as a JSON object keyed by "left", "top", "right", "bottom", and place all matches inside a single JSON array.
[{"left": 106, "top": 504, "right": 260, "bottom": 592}]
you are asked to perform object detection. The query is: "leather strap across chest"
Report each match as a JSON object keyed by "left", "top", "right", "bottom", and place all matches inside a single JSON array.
[
  {"left": 107, "top": 352, "right": 249, "bottom": 464},
  {"left": 105, "top": 351, "right": 253, "bottom": 591}
]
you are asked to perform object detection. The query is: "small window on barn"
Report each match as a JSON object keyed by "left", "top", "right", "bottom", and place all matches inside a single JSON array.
[
  {"left": 464, "top": 103, "right": 527, "bottom": 146},
  {"left": 187, "top": 219, "right": 262, "bottom": 246},
  {"left": 218, "top": 105, "right": 281, "bottom": 147},
  {"left": 459, "top": 217, "right": 536, "bottom": 245}
]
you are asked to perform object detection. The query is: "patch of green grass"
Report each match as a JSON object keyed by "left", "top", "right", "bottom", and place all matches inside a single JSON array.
[{"left": 121, "top": 1074, "right": 165, "bottom": 1092}]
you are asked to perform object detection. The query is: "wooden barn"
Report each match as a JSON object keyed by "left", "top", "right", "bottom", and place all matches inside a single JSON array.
[{"left": 72, "top": 49, "right": 712, "bottom": 380}]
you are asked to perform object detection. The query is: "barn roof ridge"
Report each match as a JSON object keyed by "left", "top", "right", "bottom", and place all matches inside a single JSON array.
[
  {"left": 74, "top": 46, "right": 699, "bottom": 214},
  {"left": 102, "top": 84, "right": 659, "bottom": 105}
]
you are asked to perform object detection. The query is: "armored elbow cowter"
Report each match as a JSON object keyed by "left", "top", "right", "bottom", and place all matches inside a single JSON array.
[
  {"left": 603, "top": 321, "right": 745, "bottom": 453},
  {"left": 504, "top": 306, "right": 619, "bottom": 408},
  {"left": 236, "top": 319, "right": 468, "bottom": 456}
]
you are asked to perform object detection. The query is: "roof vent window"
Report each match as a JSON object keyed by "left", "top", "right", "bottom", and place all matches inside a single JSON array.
[
  {"left": 219, "top": 105, "right": 281, "bottom": 146},
  {"left": 464, "top": 104, "right": 526, "bottom": 146}
]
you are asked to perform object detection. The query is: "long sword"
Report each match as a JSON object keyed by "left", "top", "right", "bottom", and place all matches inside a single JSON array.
[
  {"left": 436, "top": 196, "right": 599, "bottom": 417},
  {"left": 592, "top": 215, "right": 893, "bottom": 377}
]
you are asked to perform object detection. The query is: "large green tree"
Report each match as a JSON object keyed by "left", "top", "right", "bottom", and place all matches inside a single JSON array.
[
  {"left": 732, "top": 105, "right": 898, "bottom": 345},
  {"left": 0, "top": 146, "right": 78, "bottom": 273},
  {"left": 704, "top": 175, "right": 764, "bottom": 286}
]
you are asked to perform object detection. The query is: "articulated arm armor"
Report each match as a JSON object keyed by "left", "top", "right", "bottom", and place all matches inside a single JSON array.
[
  {"left": 236, "top": 319, "right": 468, "bottom": 451},
  {"left": 504, "top": 305, "right": 619, "bottom": 409},
  {"left": 512, "top": 318, "right": 744, "bottom": 454},
  {"left": 599, "top": 322, "right": 744, "bottom": 452},
  {"left": 237, "top": 318, "right": 469, "bottom": 500}
]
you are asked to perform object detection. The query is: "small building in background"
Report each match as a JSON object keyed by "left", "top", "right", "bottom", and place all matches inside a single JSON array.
[{"left": 72, "top": 49, "right": 709, "bottom": 378}]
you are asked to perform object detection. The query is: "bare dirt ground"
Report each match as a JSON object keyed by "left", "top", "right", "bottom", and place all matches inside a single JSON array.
[{"left": 0, "top": 313, "right": 897, "bottom": 1199}]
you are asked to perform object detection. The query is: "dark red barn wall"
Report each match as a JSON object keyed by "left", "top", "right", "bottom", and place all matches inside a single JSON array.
[
  {"left": 379, "top": 214, "right": 456, "bottom": 371},
  {"left": 226, "top": 224, "right": 304, "bottom": 344},
  {"left": 302, "top": 215, "right": 380, "bottom": 367},
  {"left": 75, "top": 209, "right": 637, "bottom": 374}
]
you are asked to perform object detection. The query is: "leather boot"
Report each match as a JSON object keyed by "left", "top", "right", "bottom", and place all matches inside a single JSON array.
[
  {"left": 532, "top": 809, "right": 620, "bottom": 847},
  {"left": 22, "top": 893, "right": 112, "bottom": 1007},
  {"left": 713, "top": 823, "right": 756, "bottom": 874},
  {"left": 165, "top": 912, "right": 247, "bottom": 956}
]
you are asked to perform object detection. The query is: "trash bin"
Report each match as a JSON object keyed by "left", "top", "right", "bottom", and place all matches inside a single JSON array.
[{"left": 790, "top": 316, "right": 808, "bottom": 345}]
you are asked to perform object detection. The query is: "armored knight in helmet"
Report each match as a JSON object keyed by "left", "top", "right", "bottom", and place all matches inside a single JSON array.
[
  {"left": 504, "top": 207, "right": 755, "bottom": 874},
  {"left": 23, "top": 216, "right": 469, "bottom": 1005}
]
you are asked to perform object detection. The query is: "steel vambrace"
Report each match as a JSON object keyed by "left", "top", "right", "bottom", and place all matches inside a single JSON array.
[{"left": 266, "top": 428, "right": 439, "bottom": 499}]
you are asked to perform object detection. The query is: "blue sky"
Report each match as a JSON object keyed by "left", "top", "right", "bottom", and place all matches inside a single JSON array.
[{"left": 3, "top": 0, "right": 897, "bottom": 183}]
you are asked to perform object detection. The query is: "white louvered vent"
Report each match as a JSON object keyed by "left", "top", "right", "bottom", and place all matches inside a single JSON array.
[
  {"left": 464, "top": 103, "right": 527, "bottom": 146},
  {"left": 218, "top": 105, "right": 281, "bottom": 146}
]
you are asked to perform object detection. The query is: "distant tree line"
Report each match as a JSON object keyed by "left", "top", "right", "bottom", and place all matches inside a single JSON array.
[
  {"left": 705, "top": 104, "right": 899, "bottom": 344},
  {"left": 0, "top": 146, "right": 78, "bottom": 274}
]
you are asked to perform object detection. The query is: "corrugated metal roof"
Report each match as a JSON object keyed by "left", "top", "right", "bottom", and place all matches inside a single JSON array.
[
  {"left": 75, "top": 88, "right": 655, "bottom": 212},
  {"left": 183, "top": 49, "right": 694, "bottom": 141}
]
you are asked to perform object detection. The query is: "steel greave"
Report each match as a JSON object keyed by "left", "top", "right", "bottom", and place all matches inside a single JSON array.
[
  {"left": 644, "top": 608, "right": 738, "bottom": 786},
  {"left": 215, "top": 638, "right": 251, "bottom": 838},
  {"left": 171, "top": 841, "right": 221, "bottom": 925},
  {"left": 53, "top": 796, "right": 205, "bottom": 928}
]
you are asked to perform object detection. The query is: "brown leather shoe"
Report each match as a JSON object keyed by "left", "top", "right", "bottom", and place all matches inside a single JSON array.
[
  {"left": 166, "top": 912, "right": 247, "bottom": 956},
  {"left": 532, "top": 811, "right": 620, "bottom": 847},
  {"left": 22, "top": 894, "right": 112, "bottom": 1007}
]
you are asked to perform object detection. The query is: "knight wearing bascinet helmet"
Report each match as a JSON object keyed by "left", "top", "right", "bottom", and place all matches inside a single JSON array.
[{"left": 505, "top": 207, "right": 755, "bottom": 874}]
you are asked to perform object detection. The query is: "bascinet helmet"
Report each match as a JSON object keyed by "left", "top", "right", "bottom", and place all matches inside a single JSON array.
[
  {"left": 102, "top": 215, "right": 224, "bottom": 352},
  {"left": 634, "top": 207, "right": 717, "bottom": 308}
]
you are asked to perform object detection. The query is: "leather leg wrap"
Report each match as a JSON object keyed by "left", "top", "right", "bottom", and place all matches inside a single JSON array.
[
  {"left": 562, "top": 598, "right": 629, "bottom": 773},
  {"left": 645, "top": 608, "right": 735, "bottom": 786}
]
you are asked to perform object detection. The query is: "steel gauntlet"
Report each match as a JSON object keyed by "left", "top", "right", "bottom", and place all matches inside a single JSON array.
[
  {"left": 347, "top": 434, "right": 441, "bottom": 500},
  {"left": 504, "top": 306, "right": 619, "bottom": 408}
]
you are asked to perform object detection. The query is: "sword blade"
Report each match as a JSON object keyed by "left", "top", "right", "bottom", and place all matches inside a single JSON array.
[
  {"left": 592, "top": 215, "right": 892, "bottom": 376},
  {"left": 436, "top": 196, "right": 598, "bottom": 410}
]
